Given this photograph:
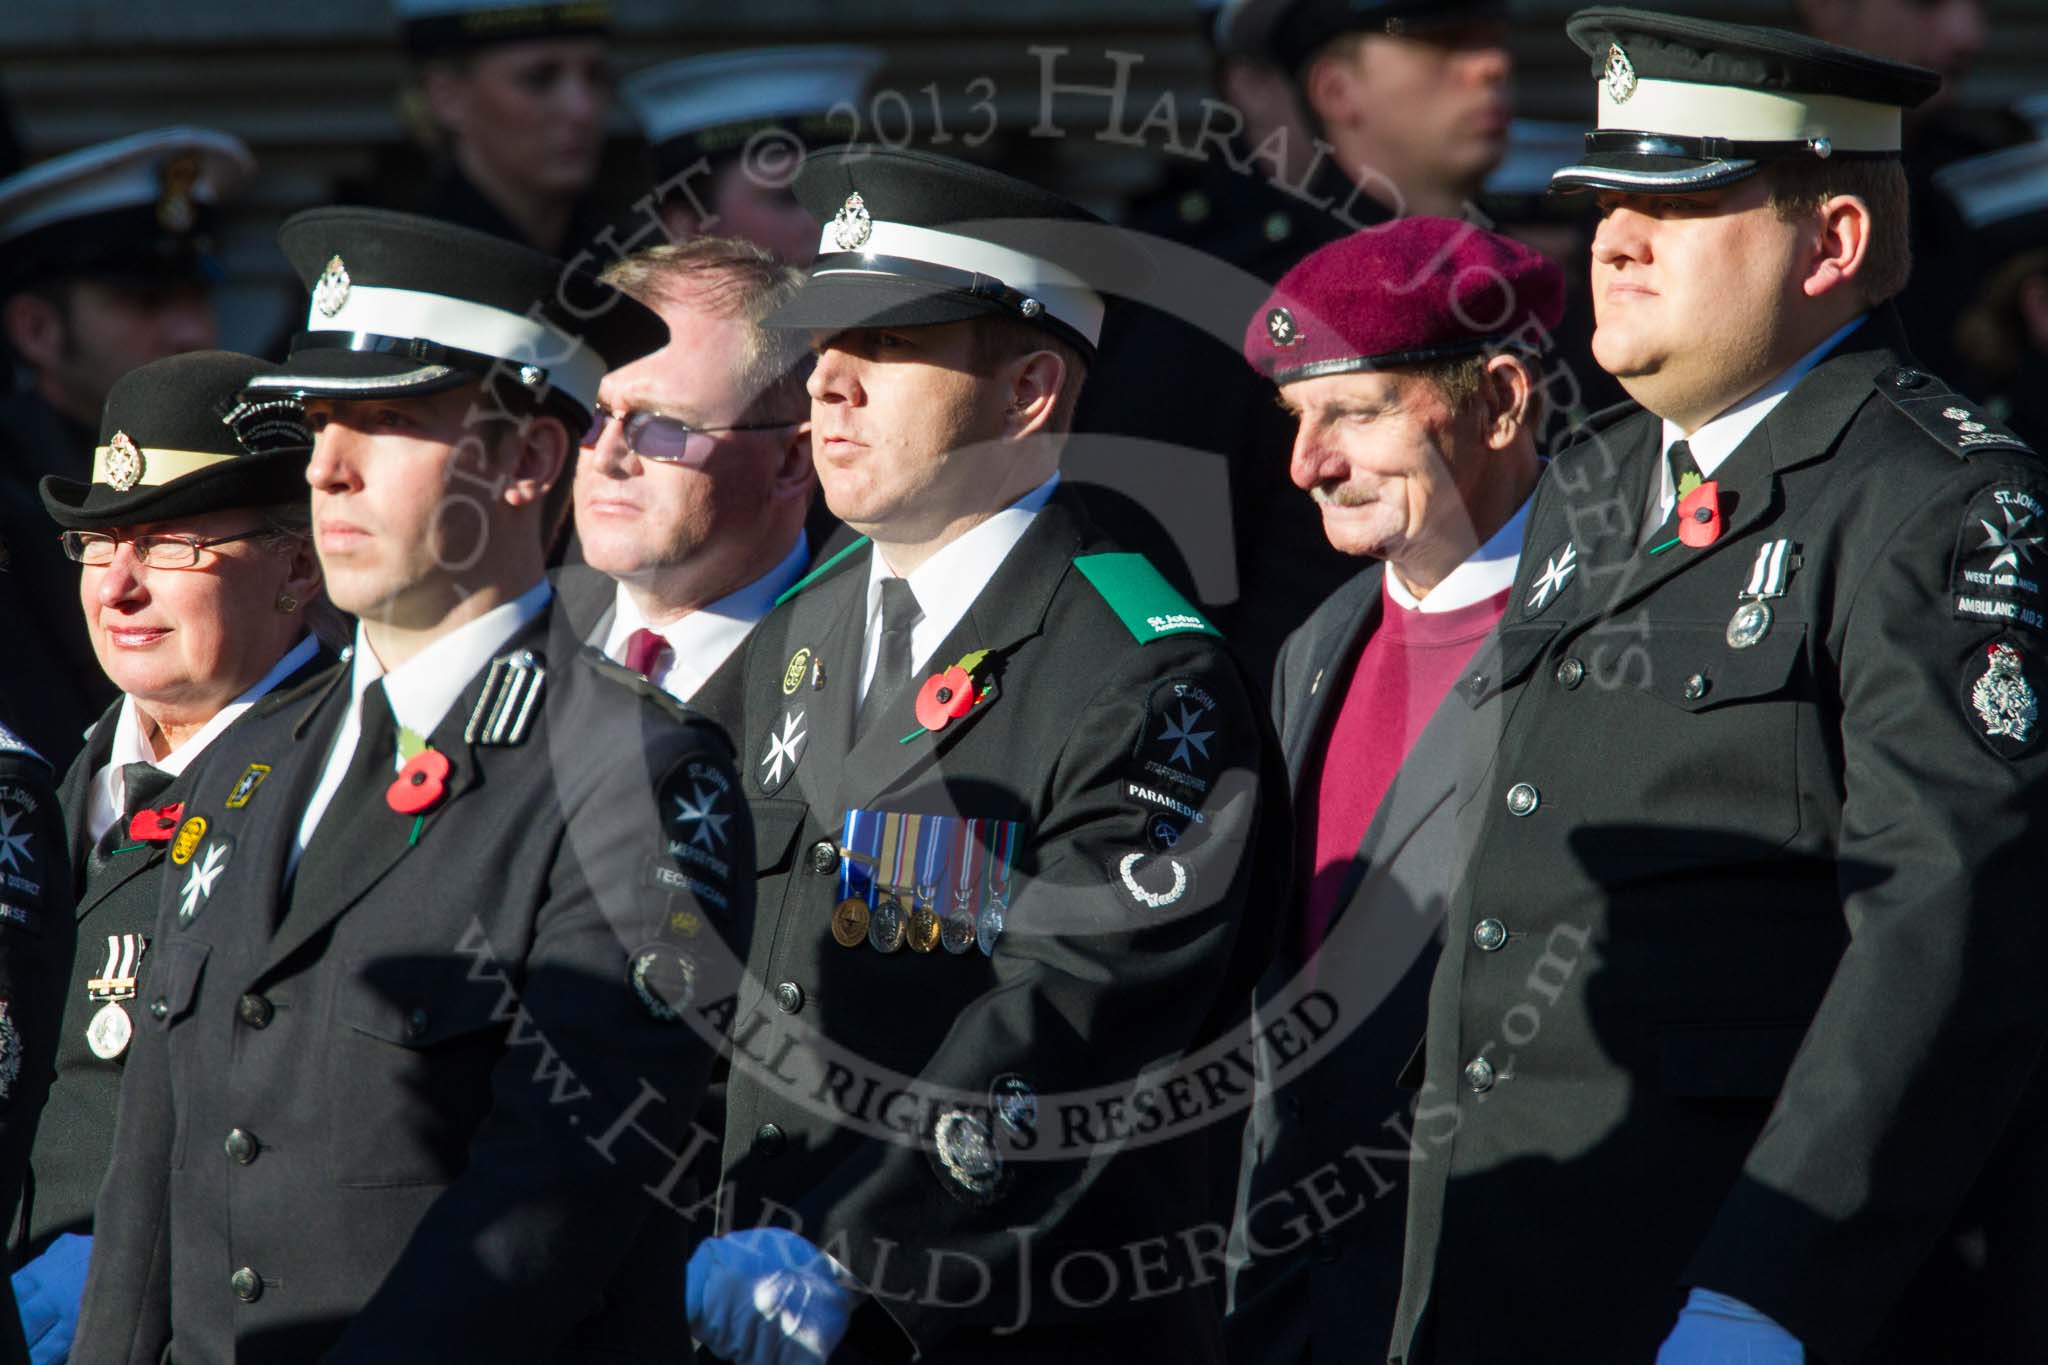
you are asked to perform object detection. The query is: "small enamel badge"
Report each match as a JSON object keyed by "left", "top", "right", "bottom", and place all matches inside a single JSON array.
[
  {"left": 224, "top": 763, "right": 271, "bottom": 810},
  {"left": 831, "top": 192, "right": 873, "bottom": 252},
  {"left": 313, "top": 255, "right": 351, "bottom": 317},
  {"left": 169, "top": 815, "right": 207, "bottom": 867},
  {"left": 759, "top": 708, "right": 807, "bottom": 793},
  {"left": 1526, "top": 541, "right": 1578, "bottom": 615},
  {"left": 176, "top": 836, "right": 231, "bottom": 926},
  {"left": 1266, "top": 306, "right": 1302, "bottom": 349},
  {"left": 104, "top": 432, "right": 144, "bottom": 492},
  {"left": 782, "top": 648, "right": 812, "bottom": 696},
  {"left": 1604, "top": 43, "right": 1638, "bottom": 103}
]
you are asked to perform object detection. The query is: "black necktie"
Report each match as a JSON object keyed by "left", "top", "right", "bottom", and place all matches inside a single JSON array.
[
  {"left": 288, "top": 681, "right": 399, "bottom": 915},
  {"left": 860, "top": 579, "right": 923, "bottom": 737},
  {"left": 94, "top": 761, "right": 175, "bottom": 863},
  {"left": 1667, "top": 439, "right": 1704, "bottom": 511}
]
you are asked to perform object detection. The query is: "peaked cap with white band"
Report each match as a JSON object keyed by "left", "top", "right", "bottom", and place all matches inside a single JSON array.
[
  {"left": 40, "top": 351, "right": 311, "bottom": 530},
  {"left": 247, "top": 206, "right": 664, "bottom": 425},
  {"left": 624, "top": 45, "right": 883, "bottom": 184},
  {"left": 1552, "top": 7, "right": 1940, "bottom": 194},
  {"left": 1936, "top": 138, "right": 2048, "bottom": 273},
  {"left": 0, "top": 127, "right": 253, "bottom": 298},
  {"left": 769, "top": 145, "right": 1144, "bottom": 360}
]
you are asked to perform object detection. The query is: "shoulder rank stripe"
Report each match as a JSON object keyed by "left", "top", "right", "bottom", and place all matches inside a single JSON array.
[
  {"left": 1073, "top": 553, "right": 1220, "bottom": 645},
  {"left": 465, "top": 650, "right": 545, "bottom": 746},
  {"left": 775, "top": 536, "right": 872, "bottom": 608}
]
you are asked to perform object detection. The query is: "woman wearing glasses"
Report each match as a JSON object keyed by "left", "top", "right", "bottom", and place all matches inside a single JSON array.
[{"left": 8, "top": 353, "right": 338, "bottom": 1358}]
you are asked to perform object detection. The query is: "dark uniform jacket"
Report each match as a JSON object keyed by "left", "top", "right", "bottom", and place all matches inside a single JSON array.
[
  {"left": 0, "top": 729, "right": 79, "bottom": 1365},
  {"left": 1392, "top": 312, "right": 2048, "bottom": 1364},
  {"left": 71, "top": 606, "right": 752, "bottom": 1365},
  {"left": 17, "top": 644, "right": 332, "bottom": 1261},
  {"left": 718, "top": 494, "right": 1290, "bottom": 1362},
  {"left": 0, "top": 389, "right": 112, "bottom": 767},
  {"left": 553, "top": 561, "right": 747, "bottom": 742},
  {"left": 1226, "top": 562, "right": 1502, "bottom": 1365}
]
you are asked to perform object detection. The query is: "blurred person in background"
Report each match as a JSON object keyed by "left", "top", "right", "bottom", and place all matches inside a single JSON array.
[
  {"left": 620, "top": 46, "right": 883, "bottom": 267},
  {"left": 8, "top": 352, "right": 335, "bottom": 1365},
  {"left": 1939, "top": 137, "right": 2048, "bottom": 450},
  {"left": 395, "top": 0, "right": 613, "bottom": 257},
  {"left": 0, "top": 129, "right": 253, "bottom": 766}
]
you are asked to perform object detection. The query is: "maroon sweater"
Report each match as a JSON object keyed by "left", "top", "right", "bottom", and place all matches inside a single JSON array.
[{"left": 1298, "top": 583, "right": 1510, "bottom": 957}]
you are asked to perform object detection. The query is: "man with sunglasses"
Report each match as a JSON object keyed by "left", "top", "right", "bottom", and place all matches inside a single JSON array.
[
  {"left": 568, "top": 238, "right": 815, "bottom": 733},
  {"left": 72, "top": 210, "right": 753, "bottom": 1365}
]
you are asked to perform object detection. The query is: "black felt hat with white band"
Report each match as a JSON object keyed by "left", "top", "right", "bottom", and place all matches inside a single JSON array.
[
  {"left": 1552, "top": 7, "right": 1940, "bottom": 194},
  {"left": 769, "top": 145, "right": 1144, "bottom": 361},
  {"left": 246, "top": 206, "right": 665, "bottom": 427},
  {"left": 40, "top": 351, "right": 311, "bottom": 530}
]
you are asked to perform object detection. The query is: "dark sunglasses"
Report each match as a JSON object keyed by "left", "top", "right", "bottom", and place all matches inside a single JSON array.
[{"left": 581, "top": 400, "right": 799, "bottom": 465}]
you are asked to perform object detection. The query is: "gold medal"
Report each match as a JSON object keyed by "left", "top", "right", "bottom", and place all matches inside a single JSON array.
[
  {"left": 831, "top": 897, "right": 870, "bottom": 948},
  {"left": 907, "top": 905, "right": 941, "bottom": 953}
]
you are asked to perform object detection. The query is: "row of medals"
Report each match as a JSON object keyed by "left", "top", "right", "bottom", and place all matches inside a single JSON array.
[{"left": 832, "top": 891, "right": 994, "bottom": 956}]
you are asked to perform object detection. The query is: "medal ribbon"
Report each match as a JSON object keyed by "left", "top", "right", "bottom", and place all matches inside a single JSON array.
[
  {"left": 985, "top": 820, "right": 1018, "bottom": 908},
  {"left": 949, "top": 817, "right": 984, "bottom": 917},
  {"left": 877, "top": 811, "right": 919, "bottom": 900},
  {"left": 914, "top": 814, "right": 949, "bottom": 911},
  {"left": 839, "top": 809, "right": 884, "bottom": 907},
  {"left": 1742, "top": 539, "right": 1793, "bottom": 599}
]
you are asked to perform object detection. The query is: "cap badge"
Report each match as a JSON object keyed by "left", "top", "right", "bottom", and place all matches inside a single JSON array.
[
  {"left": 831, "top": 192, "right": 873, "bottom": 252},
  {"left": 1266, "top": 307, "right": 1302, "bottom": 350},
  {"left": 1604, "top": 43, "right": 1638, "bottom": 104},
  {"left": 105, "top": 432, "right": 144, "bottom": 492},
  {"left": 156, "top": 154, "right": 200, "bottom": 234},
  {"left": 313, "top": 255, "right": 351, "bottom": 318}
]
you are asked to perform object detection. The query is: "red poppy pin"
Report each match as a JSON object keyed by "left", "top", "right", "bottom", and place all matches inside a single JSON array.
[
  {"left": 911, "top": 649, "right": 992, "bottom": 736},
  {"left": 1678, "top": 480, "right": 1722, "bottom": 548},
  {"left": 386, "top": 748, "right": 451, "bottom": 816},
  {"left": 128, "top": 801, "right": 184, "bottom": 844}
]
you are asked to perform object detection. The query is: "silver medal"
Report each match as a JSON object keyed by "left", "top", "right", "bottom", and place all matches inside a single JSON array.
[
  {"left": 867, "top": 897, "right": 905, "bottom": 954},
  {"left": 977, "top": 903, "right": 1005, "bottom": 957},
  {"left": 940, "top": 911, "right": 976, "bottom": 955},
  {"left": 87, "top": 999, "right": 132, "bottom": 1060},
  {"left": 1726, "top": 600, "right": 1772, "bottom": 649}
]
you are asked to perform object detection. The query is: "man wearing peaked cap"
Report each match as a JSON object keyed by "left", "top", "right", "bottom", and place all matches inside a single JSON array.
[
  {"left": 1394, "top": 10, "right": 2048, "bottom": 1365},
  {"left": 682, "top": 146, "right": 1289, "bottom": 1364},
  {"left": 622, "top": 45, "right": 884, "bottom": 266},
  {"left": 397, "top": 0, "right": 614, "bottom": 257},
  {"left": 1225, "top": 219, "right": 1559, "bottom": 1365},
  {"left": 0, "top": 127, "right": 255, "bottom": 767},
  {"left": 72, "top": 208, "right": 753, "bottom": 1365}
]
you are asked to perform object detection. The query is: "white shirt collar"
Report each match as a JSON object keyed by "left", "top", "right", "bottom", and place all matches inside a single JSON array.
[
  {"left": 602, "top": 534, "right": 809, "bottom": 702},
  {"left": 860, "top": 473, "right": 1060, "bottom": 699},
  {"left": 1653, "top": 315, "right": 1867, "bottom": 520},
  {"left": 1384, "top": 496, "right": 1530, "bottom": 614},
  {"left": 349, "top": 580, "right": 554, "bottom": 744},
  {"left": 86, "top": 634, "right": 323, "bottom": 844}
]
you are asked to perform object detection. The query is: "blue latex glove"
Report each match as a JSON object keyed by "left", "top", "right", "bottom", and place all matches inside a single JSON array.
[
  {"left": 1656, "top": 1287, "right": 1805, "bottom": 1365},
  {"left": 687, "top": 1228, "right": 854, "bottom": 1365},
  {"left": 12, "top": 1233, "right": 92, "bottom": 1365}
]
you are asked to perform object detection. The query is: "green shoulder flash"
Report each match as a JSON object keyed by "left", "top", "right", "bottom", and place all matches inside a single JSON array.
[
  {"left": 1073, "top": 553, "right": 1220, "bottom": 644},
  {"left": 775, "top": 535, "right": 871, "bottom": 607}
]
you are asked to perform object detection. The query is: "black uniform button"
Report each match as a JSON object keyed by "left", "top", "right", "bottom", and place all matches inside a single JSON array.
[
  {"left": 755, "top": 1123, "right": 787, "bottom": 1157},
  {"left": 773, "top": 981, "right": 805, "bottom": 1014},
  {"left": 148, "top": 997, "right": 168, "bottom": 1022},
  {"left": 807, "top": 841, "right": 839, "bottom": 876},
  {"left": 1683, "top": 674, "right": 1708, "bottom": 700},
  {"left": 225, "top": 1128, "right": 260, "bottom": 1165},
  {"left": 237, "top": 994, "right": 273, "bottom": 1029},
  {"left": 404, "top": 1007, "right": 430, "bottom": 1041},
  {"left": 1472, "top": 918, "right": 1508, "bottom": 952},
  {"left": 1505, "top": 783, "right": 1539, "bottom": 817},
  {"left": 229, "top": 1266, "right": 262, "bottom": 1302},
  {"left": 1555, "top": 657, "right": 1584, "bottom": 690},
  {"left": 1892, "top": 368, "right": 1927, "bottom": 390},
  {"left": 1463, "top": 1057, "right": 1496, "bottom": 1093}
]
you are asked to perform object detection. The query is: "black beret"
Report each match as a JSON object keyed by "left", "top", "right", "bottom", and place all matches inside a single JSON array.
[
  {"left": 245, "top": 206, "right": 666, "bottom": 426},
  {"left": 40, "top": 351, "right": 311, "bottom": 530}
]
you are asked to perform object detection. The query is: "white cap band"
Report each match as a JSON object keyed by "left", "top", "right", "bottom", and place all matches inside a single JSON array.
[
  {"left": 306, "top": 283, "right": 610, "bottom": 408},
  {"left": 812, "top": 217, "right": 1105, "bottom": 346},
  {"left": 1600, "top": 77, "right": 1902, "bottom": 153}
]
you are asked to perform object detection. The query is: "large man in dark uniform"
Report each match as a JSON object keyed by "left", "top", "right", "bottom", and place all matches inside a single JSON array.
[
  {"left": 1394, "top": 11, "right": 2048, "bottom": 1364},
  {"left": 0, "top": 129, "right": 254, "bottom": 765},
  {"left": 691, "top": 147, "right": 1289, "bottom": 1364},
  {"left": 71, "top": 209, "right": 751, "bottom": 1365}
]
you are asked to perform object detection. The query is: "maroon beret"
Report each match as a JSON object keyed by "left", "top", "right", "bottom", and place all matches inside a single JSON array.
[{"left": 1243, "top": 216, "right": 1566, "bottom": 385}]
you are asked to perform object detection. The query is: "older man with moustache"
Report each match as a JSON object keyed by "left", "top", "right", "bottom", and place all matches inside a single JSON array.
[
  {"left": 568, "top": 238, "right": 815, "bottom": 732},
  {"left": 1224, "top": 217, "right": 1559, "bottom": 1365}
]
